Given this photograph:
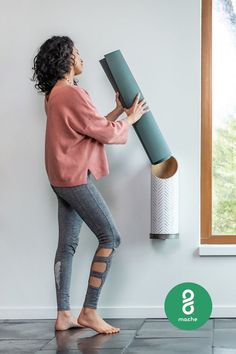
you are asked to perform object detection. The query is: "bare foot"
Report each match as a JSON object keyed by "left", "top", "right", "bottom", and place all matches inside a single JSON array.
[
  {"left": 77, "top": 307, "right": 120, "bottom": 334},
  {"left": 55, "top": 310, "right": 86, "bottom": 331}
]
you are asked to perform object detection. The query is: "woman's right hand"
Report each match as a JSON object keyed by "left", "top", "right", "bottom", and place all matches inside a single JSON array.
[{"left": 125, "top": 93, "right": 150, "bottom": 125}]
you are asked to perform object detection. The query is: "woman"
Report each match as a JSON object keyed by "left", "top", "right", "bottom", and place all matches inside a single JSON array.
[{"left": 32, "top": 35, "right": 149, "bottom": 334}]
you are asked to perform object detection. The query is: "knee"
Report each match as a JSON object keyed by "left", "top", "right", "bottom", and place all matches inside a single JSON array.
[
  {"left": 70, "top": 242, "right": 79, "bottom": 254},
  {"left": 99, "top": 229, "right": 121, "bottom": 249},
  {"left": 107, "top": 228, "right": 121, "bottom": 248},
  {"left": 113, "top": 230, "right": 121, "bottom": 248},
  {"left": 61, "top": 241, "right": 78, "bottom": 255}
]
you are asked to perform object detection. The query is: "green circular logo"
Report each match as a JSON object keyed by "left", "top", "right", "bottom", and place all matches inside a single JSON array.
[{"left": 164, "top": 282, "right": 212, "bottom": 330}]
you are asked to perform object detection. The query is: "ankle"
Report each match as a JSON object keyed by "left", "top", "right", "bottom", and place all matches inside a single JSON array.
[
  {"left": 82, "top": 306, "right": 97, "bottom": 315},
  {"left": 57, "top": 310, "right": 71, "bottom": 318}
]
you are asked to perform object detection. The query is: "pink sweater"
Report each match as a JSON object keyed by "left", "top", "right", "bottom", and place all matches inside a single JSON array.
[{"left": 44, "top": 85, "right": 129, "bottom": 187}]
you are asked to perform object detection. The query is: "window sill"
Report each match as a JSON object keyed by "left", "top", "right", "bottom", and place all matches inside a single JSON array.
[{"left": 199, "top": 245, "right": 236, "bottom": 256}]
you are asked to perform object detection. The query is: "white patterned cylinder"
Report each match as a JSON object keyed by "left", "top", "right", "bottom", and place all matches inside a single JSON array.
[{"left": 150, "top": 156, "right": 179, "bottom": 240}]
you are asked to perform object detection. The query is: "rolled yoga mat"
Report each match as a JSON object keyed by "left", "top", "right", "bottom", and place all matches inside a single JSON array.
[{"left": 99, "top": 49, "right": 172, "bottom": 165}]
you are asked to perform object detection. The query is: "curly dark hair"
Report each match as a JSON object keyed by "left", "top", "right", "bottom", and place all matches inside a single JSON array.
[{"left": 31, "top": 35, "right": 77, "bottom": 95}]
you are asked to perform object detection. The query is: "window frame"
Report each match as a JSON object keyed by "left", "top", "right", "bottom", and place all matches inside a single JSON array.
[{"left": 201, "top": 0, "right": 236, "bottom": 244}]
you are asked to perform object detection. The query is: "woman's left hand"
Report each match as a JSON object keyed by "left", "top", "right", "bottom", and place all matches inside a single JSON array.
[{"left": 115, "top": 92, "right": 124, "bottom": 113}]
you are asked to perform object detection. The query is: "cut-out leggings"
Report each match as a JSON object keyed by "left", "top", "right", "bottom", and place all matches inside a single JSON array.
[{"left": 50, "top": 171, "right": 121, "bottom": 310}]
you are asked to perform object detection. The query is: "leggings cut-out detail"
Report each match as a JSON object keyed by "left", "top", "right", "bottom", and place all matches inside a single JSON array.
[
  {"left": 92, "top": 262, "right": 107, "bottom": 273},
  {"left": 88, "top": 248, "right": 114, "bottom": 288},
  {"left": 96, "top": 248, "right": 113, "bottom": 257}
]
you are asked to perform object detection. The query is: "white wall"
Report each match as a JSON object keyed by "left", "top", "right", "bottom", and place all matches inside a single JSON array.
[{"left": 1, "top": 0, "right": 233, "bottom": 319}]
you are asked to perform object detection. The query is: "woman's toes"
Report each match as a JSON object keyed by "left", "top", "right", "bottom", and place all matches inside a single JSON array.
[
  {"left": 109, "top": 326, "right": 118, "bottom": 333},
  {"left": 110, "top": 326, "right": 119, "bottom": 332}
]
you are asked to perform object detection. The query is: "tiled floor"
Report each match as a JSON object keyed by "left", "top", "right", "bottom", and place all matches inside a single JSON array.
[{"left": 0, "top": 318, "right": 236, "bottom": 353}]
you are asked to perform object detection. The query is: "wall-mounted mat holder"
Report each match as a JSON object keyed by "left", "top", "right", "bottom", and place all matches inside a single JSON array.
[
  {"left": 150, "top": 156, "right": 179, "bottom": 239},
  {"left": 100, "top": 49, "right": 179, "bottom": 240}
]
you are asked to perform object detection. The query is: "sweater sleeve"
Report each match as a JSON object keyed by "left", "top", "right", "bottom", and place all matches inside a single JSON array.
[{"left": 66, "top": 87, "right": 129, "bottom": 144}]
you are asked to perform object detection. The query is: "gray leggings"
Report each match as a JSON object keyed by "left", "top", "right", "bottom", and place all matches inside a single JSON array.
[{"left": 50, "top": 171, "right": 121, "bottom": 310}]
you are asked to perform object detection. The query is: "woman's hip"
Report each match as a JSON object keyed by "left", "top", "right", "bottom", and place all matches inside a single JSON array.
[{"left": 50, "top": 173, "right": 121, "bottom": 245}]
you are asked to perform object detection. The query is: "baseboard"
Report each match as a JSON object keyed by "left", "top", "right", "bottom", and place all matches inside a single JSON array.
[{"left": 0, "top": 306, "right": 235, "bottom": 319}]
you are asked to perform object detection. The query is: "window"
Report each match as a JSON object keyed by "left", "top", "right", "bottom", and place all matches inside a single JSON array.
[{"left": 201, "top": 0, "right": 236, "bottom": 244}]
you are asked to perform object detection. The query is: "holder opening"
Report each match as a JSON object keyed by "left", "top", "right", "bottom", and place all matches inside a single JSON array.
[{"left": 151, "top": 156, "right": 178, "bottom": 179}]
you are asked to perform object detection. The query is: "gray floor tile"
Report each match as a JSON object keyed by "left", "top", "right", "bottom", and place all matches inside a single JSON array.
[
  {"left": 124, "top": 337, "right": 213, "bottom": 353},
  {"left": 0, "top": 339, "right": 49, "bottom": 353},
  {"left": 214, "top": 348, "right": 236, "bottom": 354},
  {"left": 103, "top": 318, "right": 144, "bottom": 330},
  {"left": 7, "top": 317, "right": 236, "bottom": 353},
  {"left": 0, "top": 320, "right": 56, "bottom": 339},
  {"left": 214, "top": 318, "right": 236, "bottom": 349},
  {"left": 43, "top": 328, "right": 136, "bottom": 350},
  {"left": 214, "top": 329, "right": 236, "bottom": 348},
  {"left": 214, "top": 319, "right": 236, "bottom": 329},
  {"left": 136, "top": 319, "right": 213, "bottom": 338}
]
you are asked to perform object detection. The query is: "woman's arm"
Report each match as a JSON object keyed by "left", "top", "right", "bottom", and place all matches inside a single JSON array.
[
  {"left": 105, "top": 92, "right": 124, "bottom": 121},
  {"left": 105, "top": 107, "right": 124, "bottom": 122},
  {"left": 65, "top": 87, "right": 130, "bottom": 144}
]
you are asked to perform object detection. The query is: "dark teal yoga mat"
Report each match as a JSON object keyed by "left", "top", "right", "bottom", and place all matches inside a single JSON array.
[{"left": 99, "top": 49, "right": 172, "bottom": 165}]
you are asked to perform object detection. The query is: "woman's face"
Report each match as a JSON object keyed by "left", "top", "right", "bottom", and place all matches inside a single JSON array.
[{"left": 72, "top": 46, "right": 84, "bottom": 75}]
